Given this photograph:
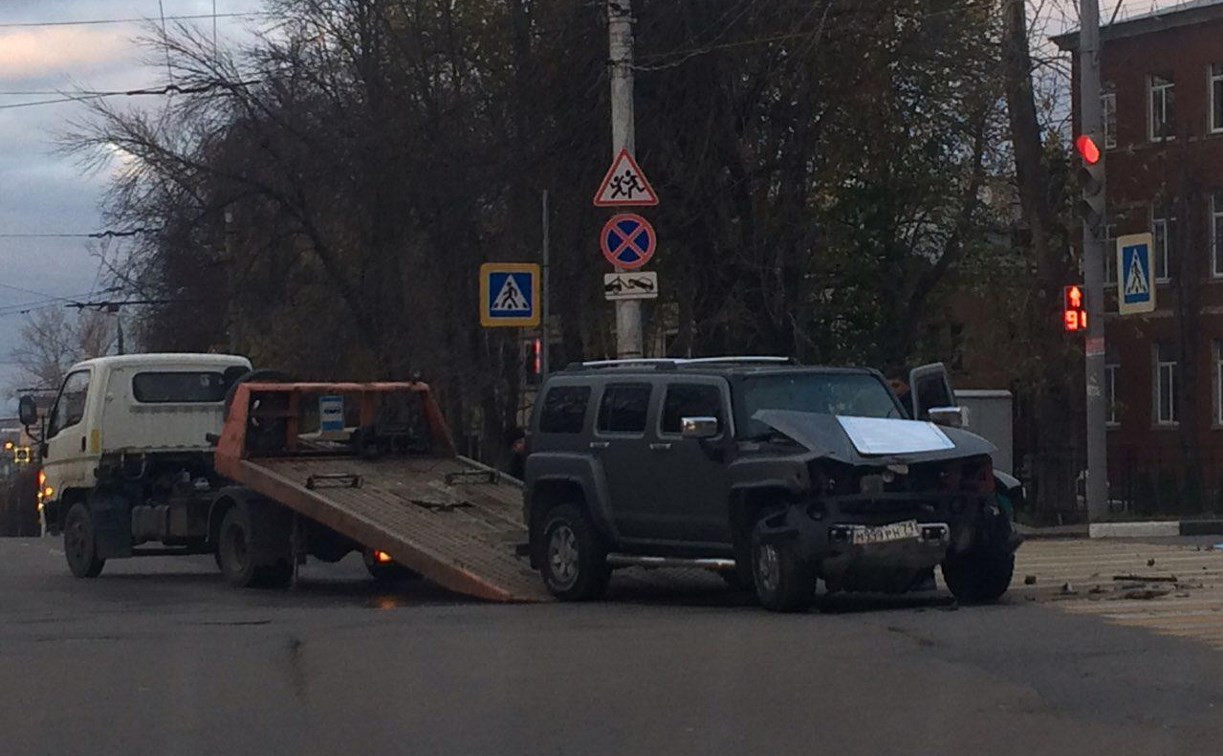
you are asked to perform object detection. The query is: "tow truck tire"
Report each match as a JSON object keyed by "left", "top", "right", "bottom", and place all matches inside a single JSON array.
[
  {"left": 362, "top": 549, "right": 420, "bottom": 581},
  {"left": 750, "top": 518, "right": 814, "bottom": 613},
  {"left": 64, "top": 502, "right": 105, "bottom": 578},
  {"left": 538, "top": 504, "right": 610, "bottom": 601},
  {"left": 217, "top": 508, "right": 292, "bottom": 589}
]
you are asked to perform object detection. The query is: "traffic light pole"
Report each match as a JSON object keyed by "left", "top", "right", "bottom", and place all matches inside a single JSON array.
[{"left": 1080, "top": 0, "right": 1109, "bottom": 522}]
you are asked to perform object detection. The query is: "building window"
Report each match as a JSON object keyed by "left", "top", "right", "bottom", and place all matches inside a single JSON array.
[
  {"left": 1150, "top": 74, "right": 1175, "bottom": 141},
  {"left": 1152, "top": 210, "right": 1173, "bottom": 282},
  {"left": 1155, "top": 342, "right": 1178, "bottom": 426},
  {"left": 1105, "top": 362, "right": 1119, "bottom": 426},
  {"left": 1213, "top": 193, "right": 1223, "bottom": 277},
  {"left": 1102, "top": 89, "right": 1117, "bottom": 148},
  {"left": 1104, "top": 222, "right": 1117, "bottom": 285},
  {"left": 1212, "top": 64, "right": 1223, "bottom": 133},
  {"left": 1216, "top": 341, "right": 1223, "bottom": 426}
]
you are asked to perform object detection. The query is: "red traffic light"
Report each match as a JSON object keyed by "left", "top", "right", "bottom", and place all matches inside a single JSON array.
[
  {"left": 1075, "top": 135, "right": 1101, "bottom": 165},
  {"left": 1063, "top": 285, "right": 1087, "bottom": 332}
]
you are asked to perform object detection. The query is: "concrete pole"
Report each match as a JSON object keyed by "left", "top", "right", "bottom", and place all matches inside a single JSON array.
[
  {"left": 608, "top": 0, "right": 643, "bottom": 358},
  {"left": 1080, "top": 0, "right": 1109, "bottom": 521},
  {"left": 541, "top": 189, "right": 551, "bottom": 378}
]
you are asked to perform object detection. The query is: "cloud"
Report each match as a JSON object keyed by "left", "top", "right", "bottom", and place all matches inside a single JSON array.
[{"left": 0, "top": 27, "right": 132, "bottom": 81}]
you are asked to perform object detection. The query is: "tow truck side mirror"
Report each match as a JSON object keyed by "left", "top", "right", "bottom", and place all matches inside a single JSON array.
[
  {"left": 18, "top": 395, "right": 38, "bottom": 428},
  {"left": 927, "top": 406, "right": 965, "bottom": 428}
]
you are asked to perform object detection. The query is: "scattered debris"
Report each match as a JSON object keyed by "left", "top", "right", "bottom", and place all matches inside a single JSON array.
[
  {"left": 1024, "top": 575, "right": 1037, "bottom": 585},
  {"left": 1214, "top": 544, "right": 1223, "bottom": 551},
  {"left": 1112, "top": 574, "right": 1178, "bottom": 583},
  {"left": 1089, "top": 585, "right": 1107, "bottom": 594},
  {"left": 1176, "top": 592, "right": 1191, "bottom": 598},
  {"left": 1147, "top": 558, "right": 1156, "bottom": 567},
  {"left": 1060, "top": 582, "right": 1076, "bottom": 595},
  {"left": 1121, "top": 588, "right": 1172, "bottom": 601}
]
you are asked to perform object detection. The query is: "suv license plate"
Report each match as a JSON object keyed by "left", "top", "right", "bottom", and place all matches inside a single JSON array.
[{"left": 850, "top": 520, "right": 921, "bottom": 545}]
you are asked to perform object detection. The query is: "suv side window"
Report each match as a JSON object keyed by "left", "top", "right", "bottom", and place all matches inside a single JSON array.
[
  {"left": 48, "top": 370, "right": 91, "bottom": 439},
  {"left": 596, "top": 383, "right": 651, "bottom": 434},
  {"left": 539, "top": 385, "right": 591, "bottom": 434},
  {"left": 660, "top": 383, "right": 724, "bottom": 435}
]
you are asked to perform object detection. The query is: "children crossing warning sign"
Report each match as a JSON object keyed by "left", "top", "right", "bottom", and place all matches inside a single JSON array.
[
  {"left": 480, "top": 263, "right": 541, "bottom": 327},
  {"left": 1117, "top": 232, "right": 1155, "bottom": 315},
  {"left": 593, "top": 148, "right": 659, "bottom": 207}
]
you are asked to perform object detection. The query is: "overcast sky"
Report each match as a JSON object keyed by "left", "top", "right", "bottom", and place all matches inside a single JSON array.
[{"left": 0, "top": 0, "right": 1193, "bottom": 394}]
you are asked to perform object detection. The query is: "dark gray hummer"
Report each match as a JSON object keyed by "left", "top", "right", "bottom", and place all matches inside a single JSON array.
[{"left": 523, "top": 357, "right": 1023, "bottom": 612}]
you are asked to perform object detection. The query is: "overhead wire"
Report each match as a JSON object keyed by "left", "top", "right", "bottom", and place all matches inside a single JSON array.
[{"left": 0, "top": 13, "right": 263, "bottom": 29}]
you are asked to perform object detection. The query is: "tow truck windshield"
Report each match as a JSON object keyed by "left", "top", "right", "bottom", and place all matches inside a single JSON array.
[{"left": 737, "top": 372, "right": 902, "bottom": 438}]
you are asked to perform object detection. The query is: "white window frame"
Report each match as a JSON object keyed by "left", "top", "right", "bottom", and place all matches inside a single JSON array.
[
  {"left": 1213, "top": 193, "right": 1223, "bottom": 278},
  {"left": 1104, "top": 222, "right": 1118, "bottom": 285},
  {"left": 1102, "top": 90, "right": 1117, "bottom": 149},
  {"left": 1150, "top": 75, "right": 1175, "bottom": 142},
  {"left": 1212, "top": 64, "right": 1223, "bottom": 134},
  {"left": 1151, "top": 209, "right": 1172, "bottom": 283},
  {"left": 1155, "top": 343, "right": 1178, "bottom": 426},
  {"left": 1105, "top": 362, "right": 1119, "bottom": 426}
]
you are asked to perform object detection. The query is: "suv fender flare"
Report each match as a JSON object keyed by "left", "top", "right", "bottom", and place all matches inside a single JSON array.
[{"left": 527, "top": 469, "right": 611, "bottom": 568}]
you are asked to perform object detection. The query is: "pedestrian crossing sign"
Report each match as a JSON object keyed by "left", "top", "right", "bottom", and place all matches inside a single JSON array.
[
  {"left": 1117, "top": 232, "right": 1156, "bottom": 315},
  {"left": 480, "top": 263, "right": 541, "bottom": 327}
]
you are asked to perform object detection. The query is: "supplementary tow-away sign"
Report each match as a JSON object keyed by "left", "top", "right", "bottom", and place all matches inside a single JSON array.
[
  {"left": 593, "top": 148, "right": 659, "bottom": 207},
  {"left": 1118, "top": 232, "right": 1156, "bottom": 315},
  {"left": 480, "top": 263, "right": 540, "bottom": 327},
  {"left": 601, "top": 213, "right": 656, "bottom": 270},
  {"left": 604, "top": 271, "right": 658, "bottom": 300}
]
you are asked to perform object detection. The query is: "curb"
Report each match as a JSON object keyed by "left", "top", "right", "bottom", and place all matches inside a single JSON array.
[{"left": 1088, "top": 520, "right": 1223, "bottom": 538}]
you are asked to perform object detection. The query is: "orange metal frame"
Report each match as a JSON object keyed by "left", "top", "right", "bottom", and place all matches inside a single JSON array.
[{"left": 213, "top": 382, "right": 457, "bottom": 481}]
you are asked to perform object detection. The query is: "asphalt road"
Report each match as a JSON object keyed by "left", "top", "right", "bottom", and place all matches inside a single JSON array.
[{"left": 3, "top": 537, "right": 1223, "bottom": 755}]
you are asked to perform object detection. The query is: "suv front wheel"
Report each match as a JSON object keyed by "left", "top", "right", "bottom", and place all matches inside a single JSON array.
[
  {"left": 751, "top": 515, "right": 815, "bottom": 612},
  {"left": 538, "top": 504, "right": 610, "bottom": 601}
]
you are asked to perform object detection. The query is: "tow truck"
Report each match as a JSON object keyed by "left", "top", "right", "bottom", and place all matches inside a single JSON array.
[{"left": 22, "top": 354, "right": 546, "bottom": 602}]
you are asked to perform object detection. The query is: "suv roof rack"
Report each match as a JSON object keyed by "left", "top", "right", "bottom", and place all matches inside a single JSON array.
[{"left": 566, "top": 356, "right": 796, "bottom": 371}]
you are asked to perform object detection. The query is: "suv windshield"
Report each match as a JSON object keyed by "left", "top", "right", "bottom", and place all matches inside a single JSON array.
[{"left": 737, "top": 372, "right": 901, "bottom": 437}]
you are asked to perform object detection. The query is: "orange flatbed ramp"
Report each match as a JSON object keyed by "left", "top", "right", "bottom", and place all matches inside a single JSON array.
[{"left": 240, "top": 456, "right": 550, "bottom": 603}]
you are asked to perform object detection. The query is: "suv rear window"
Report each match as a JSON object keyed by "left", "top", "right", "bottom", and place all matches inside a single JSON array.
[
  {"left": 539, "top": 385, "right": 591, "bottom": 434},
  {"left": 132, "top": 372, "right": 229, "bottom": 403},
  {"left": 597, "top": 383, "right": 651, "bottom": 434}
]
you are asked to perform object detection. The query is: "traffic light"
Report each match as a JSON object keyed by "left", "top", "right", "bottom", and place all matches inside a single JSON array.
[
  {"left": 525, "top": 337, "right": 542, "bottom": 384},
  {"left": 1063, "top": 284, "right": 1088, "bottom": 332},
  {"left": 1076, "top": 134, "right": 1106, "bottom": 237}
]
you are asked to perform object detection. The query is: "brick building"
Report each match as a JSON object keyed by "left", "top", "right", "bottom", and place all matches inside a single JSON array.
[{"left": 1056, "top": 0, "right": 1223, "bottom": 513}]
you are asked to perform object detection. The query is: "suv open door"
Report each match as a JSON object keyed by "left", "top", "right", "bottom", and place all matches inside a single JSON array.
[{"left": 908, "top": 363, "right": 960, "bottom": 425}]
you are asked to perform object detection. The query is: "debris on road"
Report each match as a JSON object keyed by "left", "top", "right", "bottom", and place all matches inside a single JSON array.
[
  {"left": 1024, "top": 575, "right": 1037, "bottom": 585},
  {"left": 1112, "top": 574, "right": 1178, "bottom": 583},
  {"left": 1121, "top": 588, "right": 1172, "bottom": 601}
]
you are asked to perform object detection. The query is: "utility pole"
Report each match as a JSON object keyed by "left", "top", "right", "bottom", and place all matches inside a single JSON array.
[
  {"left": 1079, "top": 0, "right": 1108, "bottom": 521},
  {"left": 608, "top": 0, "right": 643, "bottom": 358}
]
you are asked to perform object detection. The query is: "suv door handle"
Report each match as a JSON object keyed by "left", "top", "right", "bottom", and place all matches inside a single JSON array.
[
  {"left": 589, "top": 442, "right": 610, "bottom": 450},
  {"left": 80, "top": 436, "right": 86, "bottom": 452},
  {"left": 649, "top": 443, "right": 672, "bottom": 451}
]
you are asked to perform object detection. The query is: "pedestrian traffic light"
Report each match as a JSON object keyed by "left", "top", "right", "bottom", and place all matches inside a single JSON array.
[
  {"left": 1063, "top": 284, "right": 1088, "bottom": 332},
  {"left": 1076, "top": 134, "right": 1106, "bottom": 237}
]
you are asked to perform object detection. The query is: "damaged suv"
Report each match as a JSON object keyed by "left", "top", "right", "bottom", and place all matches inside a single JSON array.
[{"left": 524, "top": 357, "right": 1022, "bottom": 612}]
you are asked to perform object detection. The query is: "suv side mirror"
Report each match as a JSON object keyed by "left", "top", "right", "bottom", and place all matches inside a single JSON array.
[
  {"left": 18, "top": 395, "right": 38, "bottom": 428},
  {"left": 927, "top": 406, "right": 965, "bottom": 428},
  {"left": 681, "top": 416, "right": 719, "bottom": 440}
]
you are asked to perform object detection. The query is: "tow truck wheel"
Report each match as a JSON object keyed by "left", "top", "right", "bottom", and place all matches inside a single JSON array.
[
  {"left": 362, "top": 549, "right": 419, "bottom": 581},
  {"left": 217, "top": 508, "right": 292, "bottom": 589},
  {"left": 64, "top": 502, "right": 104, "bottom": 578},
  {"left": 538, "top": 504, "right": 609, "bottom": 601},
  {"left": 750, "top": 517, "right": 814, "bottom": 612}
]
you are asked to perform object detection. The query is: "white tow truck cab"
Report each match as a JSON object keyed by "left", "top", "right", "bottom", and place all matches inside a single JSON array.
[{"left": 28, "top": 353, "right": 251, "bottom": 548}]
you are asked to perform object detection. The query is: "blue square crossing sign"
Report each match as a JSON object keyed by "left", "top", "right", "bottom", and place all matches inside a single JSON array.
[
  {"left": 1117, "top": 232, "right": 1155, "bottom": 315},
  {"left": 480, "top": 263, "right": 540, "bottom": 327}
]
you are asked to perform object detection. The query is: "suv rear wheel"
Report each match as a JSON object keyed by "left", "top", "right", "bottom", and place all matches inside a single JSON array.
[
  {"left": 538, "top": 504, "right": 610, "bottom": 601},
  {"left": 751, "top": 515, "right": 815, "bottom": 612}
]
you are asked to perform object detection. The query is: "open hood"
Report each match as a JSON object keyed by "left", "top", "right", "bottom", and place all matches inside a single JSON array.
[{"left": 751, "top": 410, "right": 996, "bottom": 466}]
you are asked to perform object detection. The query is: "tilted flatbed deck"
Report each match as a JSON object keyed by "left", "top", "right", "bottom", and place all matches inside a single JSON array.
[{"left": 215, "top": 382, "right": 549, "bottom": 602}]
